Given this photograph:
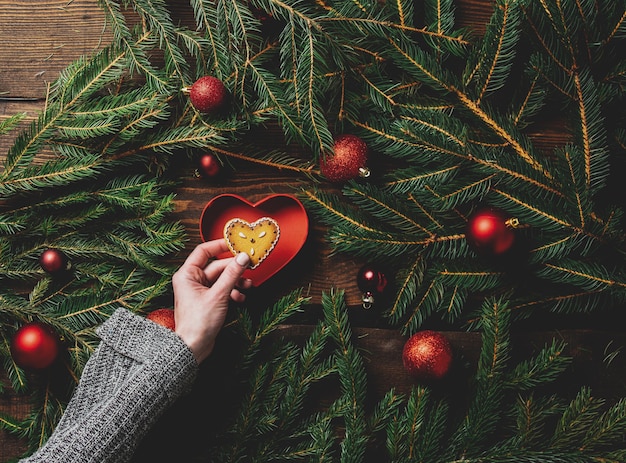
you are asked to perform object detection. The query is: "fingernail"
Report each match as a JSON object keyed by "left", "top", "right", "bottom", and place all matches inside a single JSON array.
[{"left": 236, "top": 252, "right": 250, "bottom": 267}]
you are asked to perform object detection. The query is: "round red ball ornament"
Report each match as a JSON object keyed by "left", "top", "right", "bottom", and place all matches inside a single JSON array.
[
  {"left": 196, "top": 153, "right": 221, "bottom": 178},
  {"left": 402, "top": 330, "right": 453, "bottom": 381},
  {"left": 465, "top": 207, "right": 516, "bottom": 255},
  {"left": 39, "top": 248, "right": 69, "bottom": 274},
  {"left": 11, "top": 322, "right": 60, "bottom": 369},
  {"left": 357, "top": 264, "right": 388, "bottom": 309},
  {"left": 146, "top": 308, "right": 175, "bottom": 331},
  {"left": 186, "top": 76, "right": 227, "bottom": 113},
  {"left": 320, "top": 134, "right": 370, "bottom": 182}
]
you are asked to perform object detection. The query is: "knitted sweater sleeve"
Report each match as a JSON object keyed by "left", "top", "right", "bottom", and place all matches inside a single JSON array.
[{"left": 19, "top": 308, "right": 198, "bottom": 463}]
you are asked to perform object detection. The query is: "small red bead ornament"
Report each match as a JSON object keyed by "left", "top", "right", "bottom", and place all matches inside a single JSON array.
[
  {"left": 146, "top": 308, "right": 176, "bottom": 331},
  {"left": 465, "top": 207, "right": 517, "bottom": 255},
  {"left": 195, "top": 153, "right": 221, "bottom": 179},
  {"left": 357, "top": 264, "right": 388, "bottom": 309},
  {"left": 39, "top": 248, "right": 69, "bottom": 274},
  {"left": 185, "top": 76, "right": 227, "bottom": 113},
  {"left": 402, "top": 330, "right": 453, "bottom": 381},
  {"left": 320, "top": 134, "right": 370, "bottom": 182},
  {"left": 11, "top": 322, "right": 60, "bottom": 369}
]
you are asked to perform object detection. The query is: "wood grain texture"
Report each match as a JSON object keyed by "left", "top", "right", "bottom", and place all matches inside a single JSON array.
[
  {"left": 0, "top": 0, "right": 112, "bottom": 100},
  {"left": 1, "top": 0, "right": 623, "bottom": 460}
]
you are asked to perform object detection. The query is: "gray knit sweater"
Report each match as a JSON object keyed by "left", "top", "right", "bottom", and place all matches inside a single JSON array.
[{"left": 20, "top": 308, "right": 199, "bottom": 463}]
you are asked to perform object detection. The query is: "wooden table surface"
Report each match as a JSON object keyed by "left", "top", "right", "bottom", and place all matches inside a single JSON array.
[{"left": 1, "top": 1, "right": 625, "bottom": 461}]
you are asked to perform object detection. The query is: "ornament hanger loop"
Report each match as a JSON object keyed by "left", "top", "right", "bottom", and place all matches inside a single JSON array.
[{"left": 505, "top": 217, "right": 520, "bottom": 228}]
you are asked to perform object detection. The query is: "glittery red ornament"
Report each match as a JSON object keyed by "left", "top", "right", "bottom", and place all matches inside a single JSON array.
[
  {"left": 187, "top": 76, "right": 227, "bottom": 113},
  {"left": 11, "top": 322, "right": 60, "bottom": 369},
  {"left": 39, "top": 248, "right": 69, "bottom": 274},
  {"left": 402, "top": 330, "right": 452, "bottom": 381},
  {"left": 466, "top": 207, "right": 516, "bottom": 255},
  {"left": 146, "top": 308, "right": 175, "bottom": 331},
  {"left": 196, "top": 153, "right": 221, "bottom": 178},
  {"left": 320, "top": 134, "right": 370, "bottom": 182}
]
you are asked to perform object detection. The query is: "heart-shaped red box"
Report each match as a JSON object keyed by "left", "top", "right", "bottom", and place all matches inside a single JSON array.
[{"left": 199, "top": 194, "right": 309, "bottom": 286}]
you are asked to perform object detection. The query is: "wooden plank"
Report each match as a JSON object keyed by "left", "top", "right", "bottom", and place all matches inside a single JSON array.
[{"left": 0, "top": 0, "right": 112, "bottom": 100}]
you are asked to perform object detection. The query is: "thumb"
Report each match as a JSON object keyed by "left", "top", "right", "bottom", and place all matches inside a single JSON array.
[{"left": 211, "top": 252, "right": 250, "bottom": 296}]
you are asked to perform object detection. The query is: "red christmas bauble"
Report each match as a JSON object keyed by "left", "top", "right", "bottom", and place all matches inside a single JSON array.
[
  {"left": 188, "top": 76, "right": 227, "bottom": 113},
  {"left": 357, "top": 264, "right": 388, "bottom": 295},
  {"left": 320, "top": 134, "right": 370, "bottom": 182},
  {"left": 465, "top": 207, "right": 515, "bottom": 255},
  {"left": 402, "top": 330, "right": 453, "bottom": 381},
  {"left": 146, "top": 308, "right": 175, "bottom": 331},
  {"left": 11, "top": 322, "right": 60, "bottom": 369},
  {"left": 196, "top": 153, "right": 221, "bottom": 178},
  {"left": 39, "top": 248, "right": 69, "bottom": 274}
]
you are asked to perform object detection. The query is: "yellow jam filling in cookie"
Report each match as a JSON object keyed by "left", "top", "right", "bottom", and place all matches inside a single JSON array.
[{"left": 223, "top": 217, "right": 280, "bottom": 269}]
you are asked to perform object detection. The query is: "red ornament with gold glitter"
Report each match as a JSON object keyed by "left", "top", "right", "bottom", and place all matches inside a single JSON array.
[
  {"left": 465, "top": 207, "right": 516, "bottom": 255},
  {"left": 11, "top": 322, "right": 61, "bottom": 370},
  {"left": 320, "top": 134, "right": 370, "bottom": 182},
  {"left": 185, "top": 76, "right": 227, "bottom": 113},
  {"left": 146, "top": 308, "right": 176, "bottom": 331},
  {"left": 402, "top": 330, "right": 453, "bottom": 381}
]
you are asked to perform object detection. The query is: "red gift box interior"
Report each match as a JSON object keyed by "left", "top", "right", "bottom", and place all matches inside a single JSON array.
[{"left": 199, "top": 194, "right": 309, "bottom": 286}]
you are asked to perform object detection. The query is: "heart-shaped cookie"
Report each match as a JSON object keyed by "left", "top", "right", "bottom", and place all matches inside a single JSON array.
[
  {"left": 224, "top": 217, "right": 280, "bottom": 269},
  {"left": 199, "top": 194, "right": 308, "bottom": 286}
]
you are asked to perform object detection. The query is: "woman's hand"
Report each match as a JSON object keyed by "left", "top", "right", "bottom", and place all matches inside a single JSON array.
[{"left": 172, "top": 239, "right": 251, "bottom": 363}]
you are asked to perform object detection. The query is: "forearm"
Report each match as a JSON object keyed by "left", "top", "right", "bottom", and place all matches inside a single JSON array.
[{"left": 20, "top": 309, "right": 198, "bottom": 463}]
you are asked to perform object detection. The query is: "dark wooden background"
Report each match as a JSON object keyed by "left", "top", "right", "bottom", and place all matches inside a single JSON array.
[{"left": 1, "top": 1, "right": 625, "bottom": 461}]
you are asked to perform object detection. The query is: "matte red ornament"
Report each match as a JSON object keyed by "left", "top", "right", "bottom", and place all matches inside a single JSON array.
[
  {"left": 39, "top": 248, "right": 69, "bottom": 274},
  {"left": 357, "top": 264, "right": 388, "bottom": 308},
  {"left": 146, "top": 308, "right": 176, "bottom": 331},
  {"left": 357, "top": 264, "right": 388, "bottom": 295},
  {"left": 187, "top": 76, "right": 227, "bottom": 113},
  {"left": 402, "top": 330, "right": 453, "bottom": 381},
  {"left": 11, "top": 322, "right": 60, "bottom": 369},
  {"left": 466, "top": 207, "right": 515, "bottom": 255},
  {"left": 320, "top": 134, "right": 370, "bottom": 182},
  {"left": 196, "top": 153, "right": 221, "bottom": 178}
]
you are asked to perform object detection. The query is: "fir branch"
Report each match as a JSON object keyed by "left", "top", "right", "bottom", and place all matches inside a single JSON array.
[
  {"left": 550, "top": 387, "right": 605, "bottom": 450},
  {"left": 0, "top": 112, "right": 25, "bottom": 135},
  {"left": 132, "top": 0, "right": 192, "bottom": 84},
  {"left": 343, "top": 183, "right": 433, "bottom": 235},
  {"left": 464, "top": 0, "right": 524, "bottom": 103},
  {"left": 244, "top": 289, "right": 309, "bottom": 361},
  {"left": 322, "top": 290, "right": 368, "bottom": 463},
  {"left": 97, "top": 0, "right": 169, "bottom": 90},
  {"left": 572, "top": 68, "right": 610, "bottom": 194},
  {"left": 387, "top": 254, "right": 425, "bottom": 324},
  {"left": 506, "top": 339, "right": 570, "bottom": 390},
  {"left": 538, "top": 260, "right": 626, "bottom": 291},
  {"left": 402, "top": 279, "right": 445, "bottom": 334},
  {"left": 189, "top": 0, "right": 222, "bottom": 75},
  {"left": 451, "top": 297, "right": 510, "bottom": 456},
  {"left": 211, "top": 145, "right": 315, "bottom": 175},
  {"left": 580, "top": 397, "right": 626, "bottom": 453}
]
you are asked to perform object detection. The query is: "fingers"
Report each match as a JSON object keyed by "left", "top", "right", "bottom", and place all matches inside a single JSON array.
[
  {"left": 230, "top": 288, "right": 247, "bottom": 303},
  {"left": 211, "top": 252, "right": 251, "bottom": 298},
  {"left": 202, "top": 255, "right": 253, "bottom": 288},
  {"left": 183, "top": 239, "right": 229, "bottom": 269}
]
